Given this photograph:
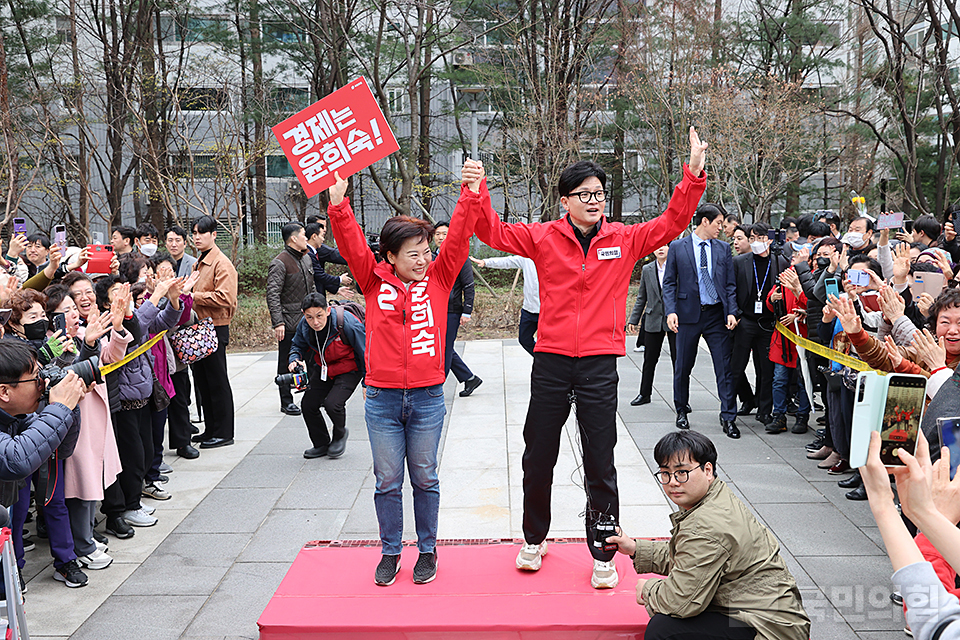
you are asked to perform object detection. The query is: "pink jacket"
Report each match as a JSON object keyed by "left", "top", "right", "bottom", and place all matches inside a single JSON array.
[{"left": 63, "top": 326, "right": 130, "bottom": 501}]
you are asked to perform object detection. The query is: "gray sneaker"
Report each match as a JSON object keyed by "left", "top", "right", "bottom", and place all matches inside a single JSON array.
[
  {"left": 122, "top": 509, "right": 157, "bottom": 527},
  {"left": 158, "top": 462, "right": 174, "bottom": 474}
]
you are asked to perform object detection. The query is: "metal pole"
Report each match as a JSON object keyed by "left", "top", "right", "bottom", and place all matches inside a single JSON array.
[{"left": 471, "top": 110, "right": 478, "bottom": 161}]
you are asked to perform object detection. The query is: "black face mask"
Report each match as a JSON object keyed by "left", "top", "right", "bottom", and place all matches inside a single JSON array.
[
  {"left": 22, "top": 318, "right": 48, "bottom": 341},
  {"left": 816, "top": 257, "right": 831, "bottom": 270}
]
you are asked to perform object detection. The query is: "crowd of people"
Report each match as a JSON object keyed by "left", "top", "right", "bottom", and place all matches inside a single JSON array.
[{"left": 0, "top": 219, "right": 238, "bottom": 591}]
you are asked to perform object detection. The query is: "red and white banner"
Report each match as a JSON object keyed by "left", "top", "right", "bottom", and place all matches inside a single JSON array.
[{"left": 272, "top": 77, "right": 399, "bottom": 198}]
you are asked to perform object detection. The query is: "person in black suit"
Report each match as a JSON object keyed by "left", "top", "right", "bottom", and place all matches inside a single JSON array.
[
  {"left": 730, "top": 222, "right": 789, "bottom": 428},
  {"left": 627, "top": 244, "right": 675, "bottom": 406},
  {"left": 663, "top": 204, "right": 740, "bottom": 439}
]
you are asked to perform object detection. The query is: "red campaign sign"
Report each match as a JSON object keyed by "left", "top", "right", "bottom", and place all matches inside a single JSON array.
[{"left": 272, "top": 77, "right": 400, "bottom": 198}]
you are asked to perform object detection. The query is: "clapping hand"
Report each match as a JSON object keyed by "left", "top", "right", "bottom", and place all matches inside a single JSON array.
[
  {"left": 912, "top": 328, "right": 947, "bottom": 372},
  {"left": 828, "top": 294, "right": 862, "bottom": 335}
]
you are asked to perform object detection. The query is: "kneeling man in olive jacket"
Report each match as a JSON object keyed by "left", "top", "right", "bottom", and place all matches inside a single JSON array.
[{"left": 608, "top": 430, "right": 810, "bottom": 640}]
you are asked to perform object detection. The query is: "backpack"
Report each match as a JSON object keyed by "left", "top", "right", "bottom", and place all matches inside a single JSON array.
[{"left": 329, "top": 299, "right": 365, "bottom": 325}]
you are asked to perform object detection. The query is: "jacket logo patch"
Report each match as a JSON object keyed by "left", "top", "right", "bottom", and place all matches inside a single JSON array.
[{"left": 597, "top": 247, "right": 622, "bottom": 260}]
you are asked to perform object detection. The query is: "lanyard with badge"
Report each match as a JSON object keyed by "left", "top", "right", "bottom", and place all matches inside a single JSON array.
[{"left": 753, "top": 259, "right": 769, "bottom": 315}]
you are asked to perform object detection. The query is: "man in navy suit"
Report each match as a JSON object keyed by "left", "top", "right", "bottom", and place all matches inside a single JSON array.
[{"left": 663, "top": 204, "right": 740, "bottom": 438}]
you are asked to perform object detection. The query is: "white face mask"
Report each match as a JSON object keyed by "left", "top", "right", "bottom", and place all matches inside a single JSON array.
[
  {"left": 140, "top": 243, "right": 158, "bottom": 257},
  {"left": 750, "top": 241, "right": 769, "bottom": 255},
  {"left": 842, "top": 232, "right": 865, "bottom": 248}
]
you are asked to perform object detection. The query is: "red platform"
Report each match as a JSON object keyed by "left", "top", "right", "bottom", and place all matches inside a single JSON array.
[{"left": 258, "top": 539, "right": 658, "bottom": 639}]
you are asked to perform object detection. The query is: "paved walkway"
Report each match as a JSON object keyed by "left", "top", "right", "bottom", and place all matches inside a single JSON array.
[{"left": 22, "top": 339, "right": 905, "bottom": 639}]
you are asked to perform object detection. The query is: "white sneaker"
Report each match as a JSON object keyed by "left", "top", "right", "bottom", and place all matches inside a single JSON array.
[
  {"left": 633, "top": 346, "right": 645, "bottom": 352},
  {"left": 122, "top": 509, "right": 157, "bottom": 527},
  {"left": 591, "top": 559, "right": 619, "bottom": 589},
  {"left": 77, "top": 548, "right": 113, "bottom": 570},
  {"left": 139, "top": 503, "right": 156, "bottom": 515},
  {"left": 95, "top": 540, "right": 108, "bottom": 553},
  {"left": 516, "top": 542, "right": 548, "bottom": 571}
]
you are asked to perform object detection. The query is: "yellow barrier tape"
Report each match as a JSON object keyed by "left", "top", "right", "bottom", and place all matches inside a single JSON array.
[
  {"left": 98, "top": 331, "right": 167, "bottom": 376},
  {"left": 774, "top": 323, "right": 873, "bottom": 373}
]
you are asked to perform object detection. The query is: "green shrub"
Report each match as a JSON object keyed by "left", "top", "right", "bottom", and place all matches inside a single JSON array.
[{"left": 236, "top": 243, "right": 280, "bottom": 293}]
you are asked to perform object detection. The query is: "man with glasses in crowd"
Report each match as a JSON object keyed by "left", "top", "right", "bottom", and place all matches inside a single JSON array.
[
  {"left": 607, "top": 430, "right": 810, "bottom": 640},
  {"left": 471, "top": 127, "right": 707, "bottom": 590}
]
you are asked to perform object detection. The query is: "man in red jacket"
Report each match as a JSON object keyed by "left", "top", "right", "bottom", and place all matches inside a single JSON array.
[{"left": 471, "top": 127, "right": 708, "bottom": 589}]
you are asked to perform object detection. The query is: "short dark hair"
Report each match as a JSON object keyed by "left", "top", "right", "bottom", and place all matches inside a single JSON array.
[
  {"left": 928, "top": 288, "right": 960, "bottom": 331},
  {"left": 852, "top": 216, "right": 875, "bottom": 232},
  {"left": 26, "top": 233, "right": 51, "bottom": 249},
  {"left": 192, "top": 215, "right": 217, "bottom": 235},
  {"left": 152, "top": 252, "right": 178, "bottom": 274},
  {"left": 747, "top": 221, "right": 771, "bottom": 238},
  {"left": 914, "top": 214, "right": 941, "bottom": 241},
  {"left": 306, "top": 214, "right": 326, "bottom": 225},
  {"left": 62, "top": 271, "right": 93, "bottom": 290},
  {"left": 817, "top": 236, "right": 843, "bottom": 252},
  {"left": 165, "top": 225, "right": 188, "bottom": 241},
  {"left": 847, "top": 255, "right": 881, "bottom": 276},
  {"left": 695, "top": 203, "right": 726, "bottom": 226},
  {"left": 304, "top": 223, "right": 322, "bottom": 240},
  {"left": 112, "top": 226, "right": 136, "bottom": 243},
  {"left": 779, "top": 216, "right": 798, "bottom": 230},
  {"left": 300, "top": 292, "right": 329, "bottom": 311},
  {"left": 282, "top": 222, "right": 305, "bottom": 245},
  {"left": 94, "top": 274, "right": 122, "bottom": 311},
  {"left": 557, "top": 160, "right": 606, "bottom": 197},
  {"left": 8, "top": 289, "right": 47, "bottom": 327},
  {"left": 807, "top": 221, "right": 831, "bottom": 239},
  {"left": 819, "top": 211, "right": 840, "bottom": 224},
  {"left": 732, "top": 225, "right": 748, "bottom": 236},
  {"left": 43, "top": 284, "right": 73, "bottom": 316},
  {"left": 118, "top": 253, "right": 152, "bottom": 284},
  {"left": 653, "top": 430, "right": 718, "bottom": 478},
  {"left": 379, "top": 216, "right": 434, "bottom": 263},
  {"left": 135, "top": 223, "right": 159, "bottom": 240},
  {"left": 724, "top": 213, "right": 741, "bottom": 225},
  {"left": 796, "top": 213, "right": 814, "bottom": 238},
  {"left": 433, "top": 220, "right": 450, "bottom": 230},
  {"left": 0, "top": 340, "right": 38, "bottom": 384}
]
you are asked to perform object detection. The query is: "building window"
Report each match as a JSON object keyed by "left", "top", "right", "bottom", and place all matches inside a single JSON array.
[
  {"left": 173, "top": 154, "right": 220, "bottom": 180},
  {"left": 266, "top": 155, "right": 295, "bottom": 178},
  {"left": 271, "top": 87, "right": 310, "bottom": 114}
]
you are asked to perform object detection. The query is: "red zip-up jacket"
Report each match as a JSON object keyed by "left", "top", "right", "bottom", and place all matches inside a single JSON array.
[
  {"left": 326, "top": 185, "right": 480, "bottom": 388},
  {"left": 473, "top": 166, "right": 705, "bottom": 357}
]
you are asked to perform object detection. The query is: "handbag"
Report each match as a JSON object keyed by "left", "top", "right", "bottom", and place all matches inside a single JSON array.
[
  {"left": 169, "top": 317, "right": 218, "bottom": 365},
  {"left": 151, "top": 377, "right": 171, "bottom": 412}
]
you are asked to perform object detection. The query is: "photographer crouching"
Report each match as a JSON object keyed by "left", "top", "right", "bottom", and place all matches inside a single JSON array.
[
  {"left": 282, "top": 293, "right": 365, "bottom": 460},
  {"left": 0, "top": 339, "right": 88, "bottom": 590}
]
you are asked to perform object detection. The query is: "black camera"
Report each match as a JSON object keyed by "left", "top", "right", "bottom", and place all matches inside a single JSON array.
[
  {"left": 367, "top": 233, "right": 382, "bottom": 262},
  {"left": 275, "top": 364, "right": 308, "bottom": 391},
  {"left": 40, "top": 356, "right": 102, "bottom": 399},
  {"left": 591, "top": 513, "right": 619, "bottom": 553}
]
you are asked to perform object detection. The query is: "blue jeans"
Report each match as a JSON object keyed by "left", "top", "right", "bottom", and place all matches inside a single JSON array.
[
  {"left": 365, "top": 385, "right": 446, "bottom": 555},
  {"left": 772, "top": 363, "right": 810, "bottom": 416}
]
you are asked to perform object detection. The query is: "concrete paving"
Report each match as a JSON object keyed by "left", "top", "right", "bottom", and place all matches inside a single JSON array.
[{"left": 20, "top": 339, "right": 906, "bottom": 639}]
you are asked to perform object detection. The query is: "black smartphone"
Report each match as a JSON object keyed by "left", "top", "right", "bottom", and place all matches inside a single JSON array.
[
  {"left": 879, "top": 375, "right": 926, "bottom": 466},
  {"left": 904, "top": 219, "right": 914, "bottom": 233},
  {"left": 52, "top": 312, "right": 67, "bottom": 335}
]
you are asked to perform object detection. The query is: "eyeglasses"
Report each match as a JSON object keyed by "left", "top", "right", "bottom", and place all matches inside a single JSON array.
[
  {"left": 1, "top": 376, "right": 42, "bottom": 388},
  {"left": 567, "top": 190, "right": 608, "bottom": 204},
  {"left": 653, "top": 464, "right": 704, "bottom": 485}
]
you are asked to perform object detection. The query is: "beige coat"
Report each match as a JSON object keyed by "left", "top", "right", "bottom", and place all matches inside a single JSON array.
[
  {"left": 192, "top": 245, "right": 238, "bottom": 326},
  {"left": 63, "top": 327, "right": 131, "bottom": 501},
  {"left": 634, "top": 480, "right": 810, "bottom": 640}
]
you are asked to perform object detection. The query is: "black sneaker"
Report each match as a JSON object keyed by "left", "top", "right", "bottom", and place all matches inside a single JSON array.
[
  {"left": 18, "top": 568, "right": 27, "bottom": 594},
  {"left": 375, "top": 554, "right": 401, "bottom": 586},
  {"left": 54, "top": 560, "right": 88, "bottom": 588},
  {"left": 413, "top": 551, "right": 437, "bottom": 584}
]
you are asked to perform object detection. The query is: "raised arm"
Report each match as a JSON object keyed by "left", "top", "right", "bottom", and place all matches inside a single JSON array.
[
  {"left": 326, "top": 172, "right": 380, "bottom": 294},
  {"left": 429, "top": 162, "right": 484, "bottom": 291}
]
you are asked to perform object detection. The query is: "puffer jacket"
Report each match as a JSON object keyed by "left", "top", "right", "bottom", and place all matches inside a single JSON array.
[
  {"left": 0, "top": 403, "right": 76, "bottom": 507},
  {"left": 267, "top": 246, "right": 316, "bottom": 333},
  {"left": 114, "top": 298, "right": 186, "bottom": 403},
  {"left": 634, "top": 479, "right": 810, "bottom": 640}
]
